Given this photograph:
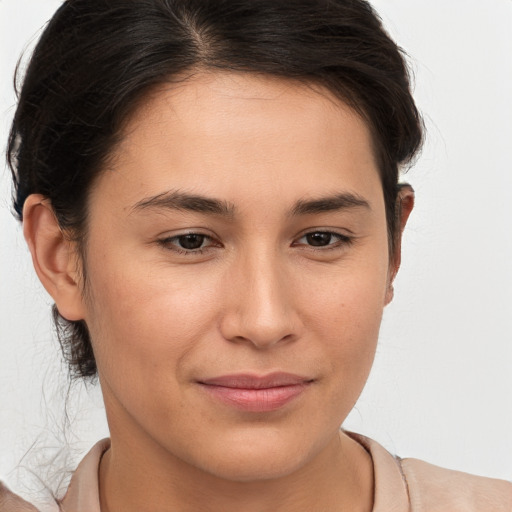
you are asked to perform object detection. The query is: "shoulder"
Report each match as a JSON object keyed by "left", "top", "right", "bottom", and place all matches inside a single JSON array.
[
  {"left": 400, "top": 457, "right": 512, "bottom": 512},
  {"left": 0, "top": 482, "right": 41, "bottom": 512},
  {"left": 0, "top": 439, "right": 108, "bottom": 512},
  {"left": 346, "top": 431, "right": 512, "bottom": 512}
]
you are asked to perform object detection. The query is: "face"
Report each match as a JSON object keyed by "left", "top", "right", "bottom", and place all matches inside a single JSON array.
[{"left": 80, "top": 72, "right": 393, "bottom": 481}]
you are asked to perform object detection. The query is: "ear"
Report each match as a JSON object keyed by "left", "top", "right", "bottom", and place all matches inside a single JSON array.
[
  {"left": 23, "top": 194, "right": 86, "bottom": 321},
  {"left": 385, "top": 184, "right": 415, "bottom": 305}
]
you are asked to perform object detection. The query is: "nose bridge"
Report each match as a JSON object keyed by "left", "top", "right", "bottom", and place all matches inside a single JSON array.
[{"left": 220, "top": 243, "right": 298, "bottom": 347}]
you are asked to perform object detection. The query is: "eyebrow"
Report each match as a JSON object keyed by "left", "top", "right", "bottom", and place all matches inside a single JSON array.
[
  {"left": 290, "top": 193, "right": 371, "bottom": 216},
  {"left": 131, "top": 190, "right": 235, "bottom": 217},
  {"left": 131, "top": 190, "right": 370, "bottom": 217}
]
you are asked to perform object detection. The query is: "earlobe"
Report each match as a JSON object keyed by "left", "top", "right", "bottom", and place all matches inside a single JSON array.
[
  {"left": 385, "top": 184, "right": 415, "bottom": 305},
  {"left": 385, "top": 283, "right": 394, "bottom": 305},
  {"left": 22, "top": 194, "right": 86, "bottom": 321}
]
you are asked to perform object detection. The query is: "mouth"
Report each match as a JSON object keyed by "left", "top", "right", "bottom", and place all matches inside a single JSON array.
[{"left": 197, "top": 372, "right": 314, "bottom": 412}]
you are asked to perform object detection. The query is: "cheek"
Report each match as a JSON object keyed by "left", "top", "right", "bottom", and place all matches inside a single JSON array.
[
  {"left": 82, "top": 260, "right": 225, "bottom": 442},
  {"left": 83, "top": 251, "right": 220, "bottom": 387},
  {"left": 301, "top": 250, "right": 388, "bottom": 336},
  {"left": 300, "top": 259, "right": 388, "bottom": 399}
]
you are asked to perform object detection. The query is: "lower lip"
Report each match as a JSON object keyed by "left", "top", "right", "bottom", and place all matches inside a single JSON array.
[{"left": 199, "top": 383, "right": 309, "bottom": 412}]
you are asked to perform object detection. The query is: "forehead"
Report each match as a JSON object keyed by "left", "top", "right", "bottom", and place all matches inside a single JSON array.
[{"left": 97, "top": 71, "right": 382, "bottom": 213}]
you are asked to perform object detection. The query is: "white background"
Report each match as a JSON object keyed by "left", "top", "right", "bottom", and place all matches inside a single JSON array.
[{"left": 1, "top": 0, "right": 511, "bottom": 497}]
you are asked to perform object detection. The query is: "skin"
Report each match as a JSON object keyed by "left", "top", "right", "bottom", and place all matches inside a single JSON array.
[{"left": 23, "top": 71, "right": 413, "bottom": 512}]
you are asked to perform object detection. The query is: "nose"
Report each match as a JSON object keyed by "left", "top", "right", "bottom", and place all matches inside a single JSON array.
[{"left": 219, "top": 251, "right": 302, "bottom": 349}]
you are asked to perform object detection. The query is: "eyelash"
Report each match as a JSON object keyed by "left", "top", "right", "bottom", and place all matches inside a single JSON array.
[
  {"left": 293, "top": 231, "right": 354, "bottom": 251},
  {"left": 157, "top": 233, "right": 216, "bottom": 256},
  {"left": 157, "top": 230, "right": 353, "bottom": 256}
]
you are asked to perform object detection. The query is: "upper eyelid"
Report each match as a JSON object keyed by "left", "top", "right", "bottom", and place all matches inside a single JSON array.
[
  {"left": 158, "top": 229, "right": 217, "bottom": 241},
  {"left": 160, "top": 233, "right": 216, "bottom": 245},
  {"left": 294, "top": 232, "right": 352, "bottom": 245},
  {"left": 294, "top": 228, "right": 353, "bottom": 240},
  {"left": 162, "top": 232, "right": 212, "bottom": 240}
]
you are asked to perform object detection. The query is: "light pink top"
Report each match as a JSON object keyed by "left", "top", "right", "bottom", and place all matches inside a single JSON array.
[{"left": 2, "top": 434, "right": 511, "bottom": 511}]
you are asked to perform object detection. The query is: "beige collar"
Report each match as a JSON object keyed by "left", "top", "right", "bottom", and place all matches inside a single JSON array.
[
  {"left": 347, "top": 432, "right": 410, "bottom": 512},
  {"left": 59, "top": 438, "right": 109, "bottom": 512}
]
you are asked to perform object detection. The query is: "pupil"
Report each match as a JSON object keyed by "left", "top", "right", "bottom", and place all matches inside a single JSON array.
[
  {"left": 179, "top": 234, "right": 205, "bottom": 250},
  {"left": 307, "top": 232, "right": 332, "bottom": 246}
]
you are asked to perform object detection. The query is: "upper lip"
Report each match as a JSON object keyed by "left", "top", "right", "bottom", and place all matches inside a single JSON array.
[{"left": 198, "top": 372, "right": 313, "bottom": 389}]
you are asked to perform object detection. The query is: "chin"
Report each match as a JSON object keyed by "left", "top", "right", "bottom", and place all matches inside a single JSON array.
[
  {"left": 204, "top": 452, "right": 306, "bottom": 483},
  {"left": 186, "top": 427, "right": 324, "bottom": 483}
]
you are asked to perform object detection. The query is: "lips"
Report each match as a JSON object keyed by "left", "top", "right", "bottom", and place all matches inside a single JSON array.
[{"left": 197, "top": 372, "right": 313, "bottom": 412}]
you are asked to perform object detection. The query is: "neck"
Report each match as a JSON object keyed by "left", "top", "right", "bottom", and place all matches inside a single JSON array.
[{"left": 98, "top": 429, "right": 373, "bottom": 512}]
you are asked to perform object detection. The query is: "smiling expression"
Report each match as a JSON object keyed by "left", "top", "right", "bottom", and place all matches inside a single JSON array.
[{"left": 77, "top": 71, "right": 394, "bottom": 481}]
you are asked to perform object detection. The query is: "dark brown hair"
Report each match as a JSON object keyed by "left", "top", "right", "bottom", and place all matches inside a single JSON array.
[{"left": 8, "top": 0, "right": 423, "bottom": 381}]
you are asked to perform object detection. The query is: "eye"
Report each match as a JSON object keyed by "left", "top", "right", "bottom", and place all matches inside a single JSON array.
[
  {"left": 304, "top": 232, "right": 334, "bottom": 247},
  {"left": 295, "top": 231, "right": 352, "bottom": 249},
  {"left": 175, "top": 233, "right": 208, "bottom": 250},
  {"left": 158, "top": 232, "right": 217, "bottom": 254}
]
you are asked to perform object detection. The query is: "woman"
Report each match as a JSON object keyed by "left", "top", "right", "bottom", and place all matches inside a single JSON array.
[{"left": 1, "top": 0, "right": 511, "bottom": 510}]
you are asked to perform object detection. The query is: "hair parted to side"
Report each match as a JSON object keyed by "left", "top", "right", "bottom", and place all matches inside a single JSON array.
[{"left": 8, "top": 0, "right": 423, "bottom": 381}]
